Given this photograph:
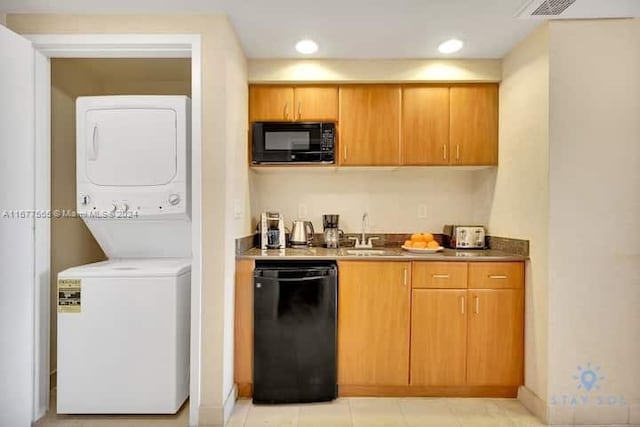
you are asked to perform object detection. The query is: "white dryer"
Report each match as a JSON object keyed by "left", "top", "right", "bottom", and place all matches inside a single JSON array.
[{"left": 57, "top": 96, "right": 192, "bottom": 414}]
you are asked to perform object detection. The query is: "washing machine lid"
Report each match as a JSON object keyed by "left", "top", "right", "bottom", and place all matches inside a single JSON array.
[{"left": 58, "top": 258, "right": 191, "bottom": 278}]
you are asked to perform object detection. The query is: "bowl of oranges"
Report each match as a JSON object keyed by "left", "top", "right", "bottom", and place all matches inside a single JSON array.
[{"left": 402, "top": 233, "right": 444, "bottom": 253}]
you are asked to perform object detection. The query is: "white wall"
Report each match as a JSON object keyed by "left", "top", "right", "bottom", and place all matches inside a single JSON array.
[
  {"left": 248, "top": 59, "right": 501, "bottom": 83},
  {"left": 476, "top": 24, "right": 550, "bottom": 411},
  {"left": 251, "top": 168, "right": 487, "bottom": 234},
  {"left": 49, "top": 59, "right": 108, "bottom": 383},
  {"left": 547, "top": 19, "right": 640, "bottom": 425},
  {"left": 220, "top": 21, "right": 249, "bottom": 420}
]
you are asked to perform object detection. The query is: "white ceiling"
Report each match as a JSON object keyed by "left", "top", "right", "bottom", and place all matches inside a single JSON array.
[{"left": 2, "top": 0, "right": 639, "bottom": 58}]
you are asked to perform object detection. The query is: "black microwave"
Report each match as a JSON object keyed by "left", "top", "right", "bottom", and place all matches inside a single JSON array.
[{"left": 252, "top": 122, "right": 335, "bottom": 164}]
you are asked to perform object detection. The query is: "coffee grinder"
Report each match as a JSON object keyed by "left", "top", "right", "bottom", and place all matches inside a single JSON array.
[{"left": 322, "top": 214, "right": 342, "bottom": 249}]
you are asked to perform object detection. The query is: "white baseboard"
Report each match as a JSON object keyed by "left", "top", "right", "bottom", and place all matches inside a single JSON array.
[
  {"left": 518, "top": 385, "right": 548, "bottom": 423},
  {"left": 223, "top": 384, "right": 238, "bottom": 425},
  {"left": 198, "top": 384, "right": 238, "bottom": 427}
]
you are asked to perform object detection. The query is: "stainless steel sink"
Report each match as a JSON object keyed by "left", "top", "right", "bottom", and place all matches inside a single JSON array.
[{"left": 344, "top": 249, "right": 392, "bottom": 256}]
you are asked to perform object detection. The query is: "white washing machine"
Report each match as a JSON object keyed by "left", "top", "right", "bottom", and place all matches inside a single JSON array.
[
  {"left": 57, "top": 259, "right": 190, "bottom": 414},
  {"left": 57, "top": 96, "right": 192, "bottom": 414}
]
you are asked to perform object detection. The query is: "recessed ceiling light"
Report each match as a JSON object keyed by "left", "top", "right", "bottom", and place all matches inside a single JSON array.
[
  {"left": 295, "top": 39, "right": 319, "bottom": 55},
  {"left": 438, "top": 39, "right": 464, "bottom": 54}
]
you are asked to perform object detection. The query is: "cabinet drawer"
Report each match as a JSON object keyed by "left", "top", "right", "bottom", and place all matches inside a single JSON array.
[
  {"left": 412, "top": 262, "right": 468, "bottom": 289},
  {"left": 468, "top": 262, "right": 523, "bottom": 289}
]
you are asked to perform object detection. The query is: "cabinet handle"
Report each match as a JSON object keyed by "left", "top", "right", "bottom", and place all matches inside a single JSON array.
[
  {"left": 432, "top": 274, "right": 450, "bottom": 279},
  {"left": 456, "top": 144, "right": 460, "bottom": 160},
  {"left": 474, "top": 296, "right": 480, "bottom": 314},
  {"left": 488, "top": 275, "right": 508, "bottom": 279},
  {"left": 284, "top": 103, "right": 289, "bottom": 120},
  {"left": 460, "top": 296, "right": 465, "bottom": 314},
  {"left": 442, "top": 144, "right": 447, "bottom": 160},
  {"left": 344, "top": 145, "right": 348, "bottom": 161},
  {"left": 297, "top": 101, "right": 301, "bottom": 120},
  {"left": 403, "top": 268, "right": 408, "bottom": 286}
]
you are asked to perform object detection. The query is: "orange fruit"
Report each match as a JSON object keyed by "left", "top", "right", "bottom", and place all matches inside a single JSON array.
[
  {"left": 421, "top": 233, "right": 434, "bottom": 243},
  {"left": 427, "top": 240, "right": 440, "bottom": 249},
  {"left": 413, "top": 241, "right": 427, "bottom": 249},
  {"left": 410, "top": 233, "right": 422, "bottom": 242},
  {"left": 403, "top": 240, "right": 413, "bottom": 248}
]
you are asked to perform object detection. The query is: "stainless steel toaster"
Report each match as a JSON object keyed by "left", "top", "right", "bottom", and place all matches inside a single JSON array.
[{"left": 443, "top": 225, "right": 486, "bottom": 249}]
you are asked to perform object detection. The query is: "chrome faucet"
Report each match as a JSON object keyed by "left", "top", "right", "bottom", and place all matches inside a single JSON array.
[{"left": 349, "top": 212, "right": 379, "bottom": 249}]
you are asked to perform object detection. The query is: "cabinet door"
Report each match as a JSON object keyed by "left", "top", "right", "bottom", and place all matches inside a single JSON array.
[
  {"left": 411, "top": 290, "right": 467, "bottom": 386},
  {"left": 401, "top": 86, "right": 450, "bottom": 165},
  {"left": 249, "top": 86, "right": 294, "bottom": 122},
  {"left": 339, "top": 86, "right": 400, "bottom": 165},
  {"left": 338, "top": 261, "right": 411, "bottom": 385},
  {"left": 467, "top": 289, "right": 524, "bottom": 386},
  {"left": 450, "top": 84, "right": 498, "bottom": 165},
  {"left": 294, "top": 86, "right": 338, "bottom": 121}
]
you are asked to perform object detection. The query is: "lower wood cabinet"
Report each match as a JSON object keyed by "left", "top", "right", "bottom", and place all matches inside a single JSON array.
[
  {"left": 467, "top": 289, "right": 524, "bottom": 386},
  {"left": 339, "top": 260, "right": 524, "bottom": 396},
  {"left": 337, "top": 261, "right": 411, "bottom": 385},
  {"left": 410, "top": 289, "right": 467, "bottom": 386},
  {"left": 234, "top": 259, "right": 254, "bottom": 397},
  {"left": 411, "top": 288, "right": 524, "bottom": 388}
]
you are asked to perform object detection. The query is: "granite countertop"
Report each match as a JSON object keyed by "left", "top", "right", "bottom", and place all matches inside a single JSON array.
[{"left": 238, "top": 246, "right": 527, "bottom": 261}]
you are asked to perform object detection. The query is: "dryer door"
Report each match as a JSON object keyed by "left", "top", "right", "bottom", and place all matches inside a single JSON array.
[{"left": 84, "top": 108, "right": 177, "bottom": 186}]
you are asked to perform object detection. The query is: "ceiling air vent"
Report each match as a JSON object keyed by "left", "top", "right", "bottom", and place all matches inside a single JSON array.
[{"left": 516, "top": 0, "right": 577, "bottom": 17}]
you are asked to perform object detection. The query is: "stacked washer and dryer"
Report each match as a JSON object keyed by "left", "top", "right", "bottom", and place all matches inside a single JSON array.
[{"left": 57, "top": 96, "right": 191, "bottom": 414}]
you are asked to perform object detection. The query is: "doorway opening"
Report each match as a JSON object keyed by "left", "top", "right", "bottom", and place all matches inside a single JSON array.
[{"left": 44, "top": 57, "right": 192, "bottom": 425}]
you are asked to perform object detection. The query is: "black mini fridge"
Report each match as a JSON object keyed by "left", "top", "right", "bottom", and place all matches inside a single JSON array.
[{"left": 253, "top": 261, "right": 337, "bottom": 404}]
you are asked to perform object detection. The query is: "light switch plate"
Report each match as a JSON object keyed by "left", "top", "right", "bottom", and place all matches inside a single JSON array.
[{"left": 233, "top": 198, "right": 242, "bottom": 219}]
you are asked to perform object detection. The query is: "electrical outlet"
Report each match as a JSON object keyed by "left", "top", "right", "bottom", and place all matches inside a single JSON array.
[
  {"left": 297, "top": 203, "right": 308, "bottom": 219},
  {"left": 418, "top": 204, "right": 427, "bottom": 218}
]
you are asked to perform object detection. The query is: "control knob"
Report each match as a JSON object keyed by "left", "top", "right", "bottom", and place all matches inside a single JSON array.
[
  {"left": 168, "top": 194, "right": 181, "bottom": 206},
  {"left": 79, "top": 194, "right": 91, "bottom": 206}
]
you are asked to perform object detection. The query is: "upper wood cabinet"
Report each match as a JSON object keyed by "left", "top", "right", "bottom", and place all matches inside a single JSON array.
[
  {"left": 339, "top": 85, "right": 401, "bottom": 166},
  {"left": 337, "top": 261, "right": 411, "bottom": 385},
  {"left": 249, "top": 86, "right": 294, "bottom": 122},
  {"left": 249, "top": 85, "right": 338, "bottom": 122},
  {"left": 248, "top": 83, "right": 499, "bottom": 167},
  {"left": 401, "top": 86, "right": 450, "bottom": 165},
  {"left": 293, "top": 86, "right": 339, "bottom": 121},
  {"left": 450, "top": 84, "right": 499, "bottom": 165}
]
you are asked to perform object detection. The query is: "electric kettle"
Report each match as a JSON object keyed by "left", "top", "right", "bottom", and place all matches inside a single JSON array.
[{"left": 290, "top": 220, "right": 314, "bottom": 247}]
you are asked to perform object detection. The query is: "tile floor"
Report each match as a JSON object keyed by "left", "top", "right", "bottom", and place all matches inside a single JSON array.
[
  {"left": 227, "top": 398, "right": 546, "bottom": 427},
  {"left": 37, "top": 394, "right": 546, "bottom": 426}
]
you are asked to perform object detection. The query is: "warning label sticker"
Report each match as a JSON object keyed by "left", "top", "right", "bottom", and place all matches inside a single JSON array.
[{"left": 58, "top": 279, "right": 81, "bottom": 313}]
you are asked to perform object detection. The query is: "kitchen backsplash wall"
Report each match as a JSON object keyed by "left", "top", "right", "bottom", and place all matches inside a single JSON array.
[{"left": 250, "top": 168, "right": 491, "bottom": 234}]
